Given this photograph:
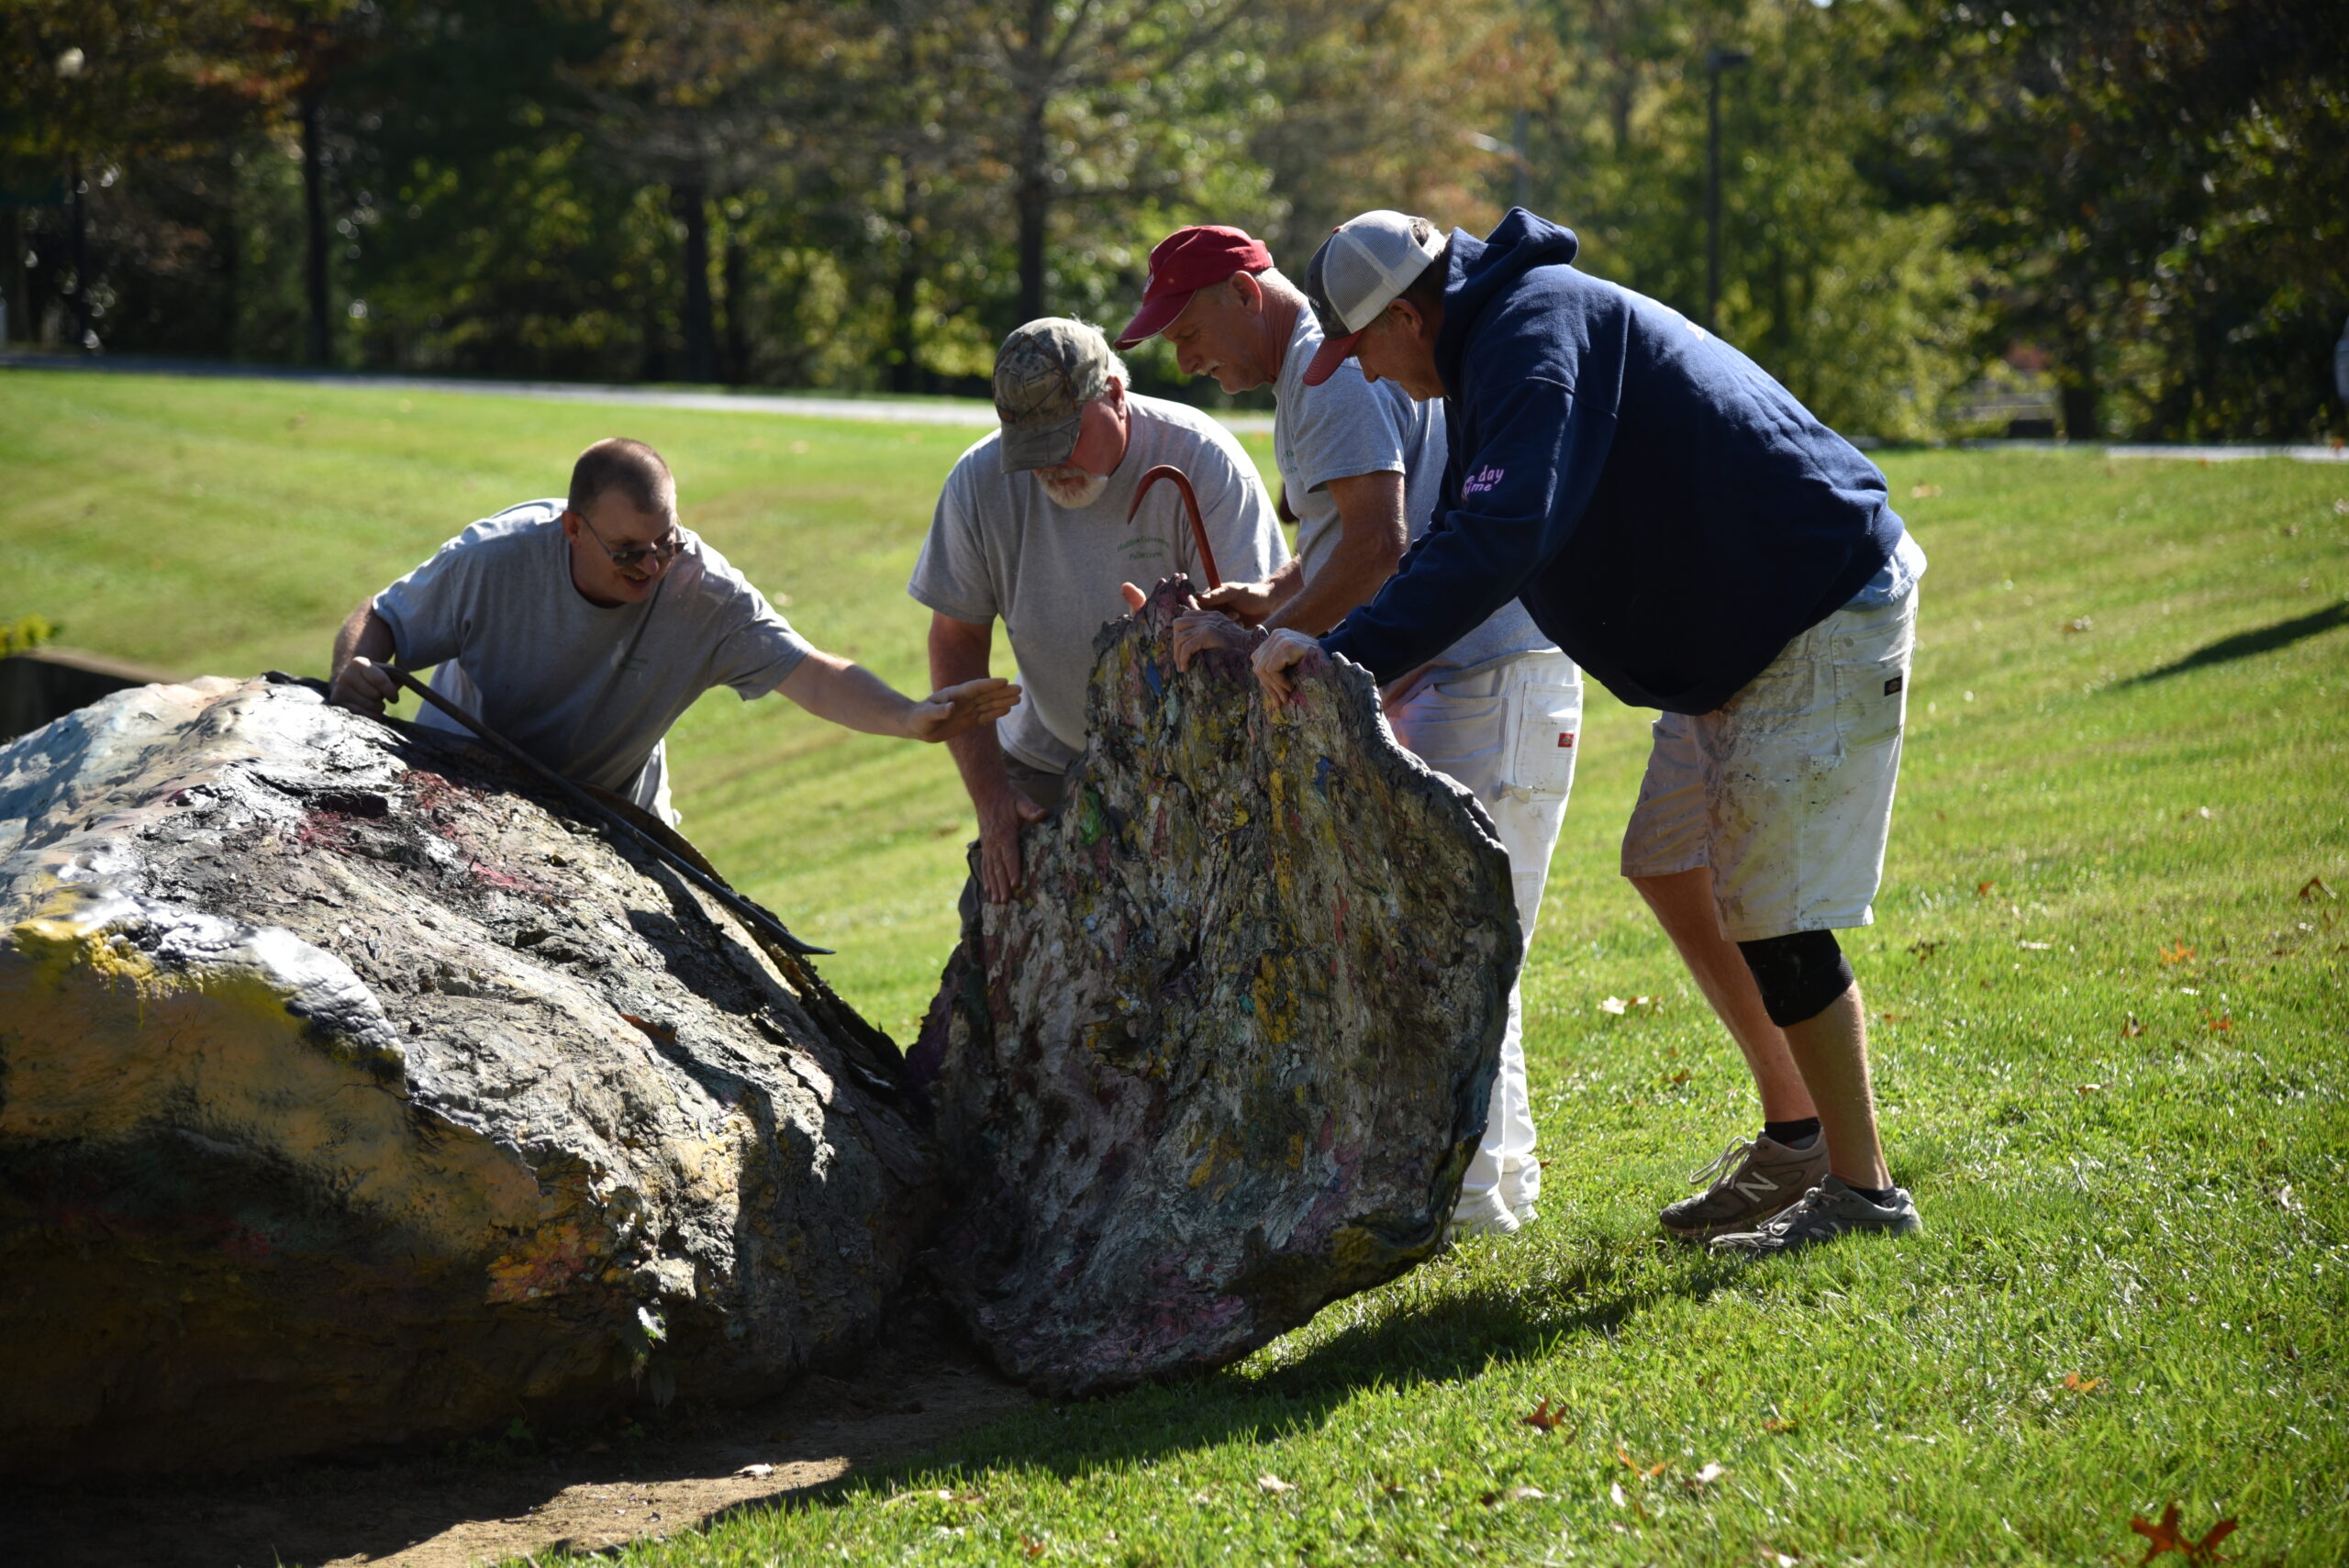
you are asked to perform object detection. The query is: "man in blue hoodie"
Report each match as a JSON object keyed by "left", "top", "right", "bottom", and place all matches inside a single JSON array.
[{"left": 1254, "top": 209, "right": 1929, "bottom": 1256}]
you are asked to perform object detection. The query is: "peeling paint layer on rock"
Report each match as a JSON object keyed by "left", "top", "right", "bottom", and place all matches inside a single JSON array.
[
  {"left": 0, "top": 678, "right": 931, "bottom": 1478},
  {"left": 912, "top": 578, "right": 1520, "bottom": 1396}
]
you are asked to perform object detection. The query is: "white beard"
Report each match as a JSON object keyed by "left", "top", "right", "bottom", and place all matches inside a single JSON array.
[{"left": 1039, "top": 470, "right": 1109, "bottom": 509}]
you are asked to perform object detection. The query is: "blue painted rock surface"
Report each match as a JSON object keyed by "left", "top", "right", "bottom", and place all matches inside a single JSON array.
[{"left": 912, "top": 578, "right": 1520, "bottom": 1396}]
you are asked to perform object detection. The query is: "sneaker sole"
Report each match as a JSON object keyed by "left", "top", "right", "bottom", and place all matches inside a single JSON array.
[{"left": 1659, "top": 1196, "right": 1807, "bottom": 1244}]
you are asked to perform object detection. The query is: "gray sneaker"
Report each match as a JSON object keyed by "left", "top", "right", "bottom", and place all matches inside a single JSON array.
[
  {"left": 1707, "top": 1174, "right": 1922, "bottom": 1257},
  {"left": 1660, "top": 1133, "right": 1829, "bottom": 1242}
]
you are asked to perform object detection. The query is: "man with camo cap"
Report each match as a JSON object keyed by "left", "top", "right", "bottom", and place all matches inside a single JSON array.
[{"left": 910, "top": 317, "right": 1286, "bottom": 903}]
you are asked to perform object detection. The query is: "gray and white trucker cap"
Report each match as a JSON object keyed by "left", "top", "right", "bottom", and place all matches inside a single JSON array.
[
  {"left": 1300, "top": 210, "right": 1446, "bottom": 386},
  {"left": 993, "top": 317, "right": 1118, "bottom": 472}
]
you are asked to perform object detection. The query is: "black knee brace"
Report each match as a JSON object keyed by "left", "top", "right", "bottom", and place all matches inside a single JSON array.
[{"left": 1737, "top": 929, "right": 1854, "bottom": 1028}]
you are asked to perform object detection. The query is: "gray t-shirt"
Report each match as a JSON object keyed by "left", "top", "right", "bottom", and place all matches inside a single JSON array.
[
  {"left": 374, "top": 499, "right": 813, "bottom": 815},
  {"left": 908, "top": 395, "right": 1286, "bottom": 773},
  {"left": 1275, "top": 308, "right": 1553, "bottom": 675}
]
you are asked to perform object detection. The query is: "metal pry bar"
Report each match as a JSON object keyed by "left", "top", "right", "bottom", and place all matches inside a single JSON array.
[
  {"left": 377, "top": 664, "right": 831, "bottom": 955},
  {"left": 1129, "top": 464, "right": 1222, "bottom": 591}
]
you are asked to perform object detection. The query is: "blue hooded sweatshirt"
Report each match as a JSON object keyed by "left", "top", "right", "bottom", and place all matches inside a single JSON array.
[{"left": 1320, "top": 210, "right": 1906, "bottom": 715}]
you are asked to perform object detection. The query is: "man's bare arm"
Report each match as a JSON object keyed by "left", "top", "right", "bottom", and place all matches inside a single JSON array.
[
  {"left": 929, "top": 613, "right": 1041, "bottom": 903},
  {"left": 775, "top": 651, "right": 1019, "bottom": 742},
  {"left": 1262, "top": 470, "right": 1408, "bottom": 636},
  {"left": 328, "top": 600, "right": 400, "bottom": 713}
]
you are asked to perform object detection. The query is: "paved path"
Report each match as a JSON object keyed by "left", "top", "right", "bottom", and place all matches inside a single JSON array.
[
  {"left": 0, "top": 352, "right": 1278, "bottom": 435},
  {"left": 16, "top": 356, "right": 2343, "bottom": 458}
]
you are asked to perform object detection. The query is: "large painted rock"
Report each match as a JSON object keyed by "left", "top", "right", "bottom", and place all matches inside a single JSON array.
[
  {"left": 0, "top": 677, "right": 931, "bottom": 1478},
  {"left": 911, "top": 578, "right": 1520, "bottom": 1396}
]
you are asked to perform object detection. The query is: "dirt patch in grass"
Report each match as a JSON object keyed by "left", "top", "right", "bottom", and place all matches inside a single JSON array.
[{"left": 7, "top": 1328, "right": 1033, "bottom": 1567}]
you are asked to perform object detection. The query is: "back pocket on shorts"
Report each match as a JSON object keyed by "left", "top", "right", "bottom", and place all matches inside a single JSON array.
[{"left": 1834, "top": 612, "right": 1911, "bottom": 750}]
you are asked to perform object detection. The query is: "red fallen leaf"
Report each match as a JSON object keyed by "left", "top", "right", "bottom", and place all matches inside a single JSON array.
[
  {"left": 2121, "top": 1015, "right": 2145, "bottom": 1038},
  {"left": 1521, "top": 1398, "right": 1567, "bottom": 1434},
  {"left": 2061, "top": 1373, "right": 2102, "bottom": 1392},
  {"left": 1615, "top": 1445, "right": 1668, "bottom": 1478},
  {"left": 1020, "top": 1535, "right": 1047, "bottom": 1559},
  {"left": 2299, "top": 875, "right": 2335, "bottom": 901},
  {"left": 1879, "top": 1011, "right": 1906, "bottom": 1024},
  {"left": 1976, "top": 880, "right": 1996, "bottom": 896},
  {"left": 1667, "top": 1069, "right": 1692, "bottom": 1085},
  {"left": 1761, "top": 1417, "right": 1798, "bottom": 1434},
  {"left": 2205, "top": 1013, "right": 2232, "bottom": 1032},
  {"left": 2130, "top": 1501, "right": 2238, "bottom": 1562},
  {"left": 2159, "top": 942, "right": 2196, "bottom": 965}
]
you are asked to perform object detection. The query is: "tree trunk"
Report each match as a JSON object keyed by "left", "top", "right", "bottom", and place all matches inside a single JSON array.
[
  {"left": 888, "top": 202, "right": 920, "bottom": 395},
  {"left": 675, "top": 181, "right": 717, "bottom": 385},
  {"left": 0, "top": 677, "right": 935, "bottom": 1477},
  {"left": 910, "top": 579, "right": 1520, "bottom": 1396},
  {"left": 300, "top": 84, "right": 331, "bottom": 367},
  {"left": 720, "top": 220, "right": 750, "bottom": 385},
  {"left": 1014, "top": 96, "right": 1051, "bottom": 325}
]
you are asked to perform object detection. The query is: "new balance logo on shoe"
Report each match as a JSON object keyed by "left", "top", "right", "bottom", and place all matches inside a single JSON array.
[{"left": 1733, "top": 1174, "right": 1778, "bottom": 1202}]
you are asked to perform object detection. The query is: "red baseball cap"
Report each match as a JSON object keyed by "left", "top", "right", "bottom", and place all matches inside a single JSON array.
[{"left": 1113, "top": 225, "right": 1275, "bottom": 350}]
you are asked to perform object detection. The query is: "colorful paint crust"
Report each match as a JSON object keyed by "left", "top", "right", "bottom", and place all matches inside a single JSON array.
[
  {"left": 912, "top": 578, "right": 1520, "bottom": 1396},
  {"left": 0, "top": 677, "right": 930, "bottom": 1477}
]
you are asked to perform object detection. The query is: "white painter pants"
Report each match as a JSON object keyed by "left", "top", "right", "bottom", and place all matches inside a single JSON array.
[{"left": 1386, "top": 650, "right": 1582, "bottom": 1217}]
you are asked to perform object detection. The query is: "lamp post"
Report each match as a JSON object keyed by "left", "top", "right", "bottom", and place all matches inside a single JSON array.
[{"left": 1704, "top": 46, "right": 1750, "bottom": 334}]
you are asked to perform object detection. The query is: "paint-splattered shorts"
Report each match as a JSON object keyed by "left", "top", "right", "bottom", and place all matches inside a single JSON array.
[{"left": 1620, "top": 585, "right": 1917, "bottom": 942}]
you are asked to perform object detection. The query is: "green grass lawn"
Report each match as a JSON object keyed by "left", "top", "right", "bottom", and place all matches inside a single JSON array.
[{"left": 6, "top": 370, "right": 2345, "bottom": 1564}]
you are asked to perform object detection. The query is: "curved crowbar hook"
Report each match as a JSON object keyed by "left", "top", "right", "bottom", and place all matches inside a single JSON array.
[{"left": 1128, "top": 463, "right": 1222, "bottom": 592}]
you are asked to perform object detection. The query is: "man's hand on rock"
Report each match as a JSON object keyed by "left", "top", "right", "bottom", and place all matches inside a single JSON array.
[
  {"left": 1197, "top": 578, "right": 1283, "bottom": 626},
  {"left": 977, "top": 789, "right": 1047, "bottom": 903},
  {"left": 907, "top": 677, "right": 1022, "bottom": 743},
  {"left": 1171, "top": 609, "right": 1259, "bottom": 672},
  {"left": 329, "top": 655, "right": 398, "bottom": 716},
  {"left": 1251, "top": 628, "right": 1326, "bottom": 706}
]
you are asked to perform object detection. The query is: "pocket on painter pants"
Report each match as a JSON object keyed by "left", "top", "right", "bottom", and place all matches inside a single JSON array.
[
  {"left": 1508, "top": 682, "right": 1584, "bottom": 796},
  {"left": 1834, "top": 609, "right": 1912, "bottom": 751}
]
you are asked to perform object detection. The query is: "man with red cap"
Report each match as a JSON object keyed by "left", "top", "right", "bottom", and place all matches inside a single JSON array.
[{"left": 1116, "top": 224, "right": 1583, "bottom": 1240}]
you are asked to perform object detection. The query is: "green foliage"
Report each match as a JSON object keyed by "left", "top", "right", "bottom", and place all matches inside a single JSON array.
[{"left": 0, "top": 612, "right": 61, "bottom": 653}]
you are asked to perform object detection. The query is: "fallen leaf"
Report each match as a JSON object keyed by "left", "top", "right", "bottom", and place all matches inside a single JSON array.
[
  {"left": 1522, "top": 1398, "right": 1567, "bottom": 1434},
  {"left": 1976, "top": 880, "right": 1996, "bottom": 897},
  {"left": 2061, "top": 1373, "right": 2102, "bottom": 1392},
  {"left": 1667, "top": 1069, "right": 1692, "bottom": 1085},
  {"left": 2076, "top": 1083, "right": 2104, "bottom": 1094},
  {"left": 1599, "top": 995, "right": 1629, "bottom": 1015},
  {"left": 2205, "top": 1013, "right": 2232, "bottom": 1032},
  {"left": 2276, "top": 1184, "right": 2300, "bottom": 1212},
  {"left": 1767, "top": 1554, "right": 1802, "bottom": 1568},
  {"left": 736, "top": 1462, "right": 775, "bottom": 1478},
  {"left": 1761, "top": 1417, "right": 1798, "bottom": 1434},
  {"left": 1021, "top": 1535, "right": 1047, "bottom": 1559},
  {"left": 2159, "top": 942, "right": 2196, "bottom": 965},
  {"left": 1256, "top": 1473, "right": 1294, "bottom": 1495},
  {"left": 1908, "top": 939, "right": 1943, "bottom": 962},
  {"left": 1609, "top": 1481, "right": 1629, "bottom": 1508},
  {"left": 2129, "top": 1501, "right": 2239, "bottom": 1562},
  {"left": 2121, "top": 1015, "right": 2145, "bottom": 1038},
  {"left": 1616, "top": 1446, "right": 1668, "bottom": 1478},
  {"left": 1908, "top": 484, "right": 1942, "bottom": 498},
  {"left": 1481, "top": 1485, "right": 1547, "bottom": 1506},
  {"left": 2299, "top": 875, "right": 2336, "bottom": 902},
  {"left": 1686, "top": 1462, "right": 1728, "bottom": 1488},
  {"left": 1878, "top": 1011, "right": 1905, "bottom": 1024},
  {"left": 2180, "top": 806, "right": 2213, "bottom": 820},
  {"left": 619, "top": 1012, "right": 679, "bottom": 1044},
  {"left": 2061, "top": 616, "right": 2094, "bottom": 633}
]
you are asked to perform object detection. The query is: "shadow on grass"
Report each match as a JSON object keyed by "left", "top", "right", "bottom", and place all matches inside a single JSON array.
[
  {"left": 718, "top": 1239, "right": 1741, "bottom": 1532},
  {"left": 2121, "top": 600, "right": 2349, "bottom": 684}
]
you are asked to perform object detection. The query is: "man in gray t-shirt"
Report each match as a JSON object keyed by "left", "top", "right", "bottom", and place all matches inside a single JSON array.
[
  {"left": 329, "top": 437, "right": 1019, "bottom": 822},
  {"left": 1117, "top": 225, "right": 1580, "bottom": 1240},
  {"left": 912, "top": 318, "right": 1286, "bottom": 903}
]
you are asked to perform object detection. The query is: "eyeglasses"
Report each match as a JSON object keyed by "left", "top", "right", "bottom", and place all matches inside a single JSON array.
[{"left": 574, "top": 511, "right": 684, "bottom": 572}]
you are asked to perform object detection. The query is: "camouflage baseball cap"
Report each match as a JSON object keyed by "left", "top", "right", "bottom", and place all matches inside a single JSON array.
[{"left": 994, "top": 318, "right": 1118, "bottom": 473}]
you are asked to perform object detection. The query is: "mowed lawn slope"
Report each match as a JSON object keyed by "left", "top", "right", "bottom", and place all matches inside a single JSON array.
[{"left": 5, "top": 370, "right": 2345, "bottom": 1565}]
